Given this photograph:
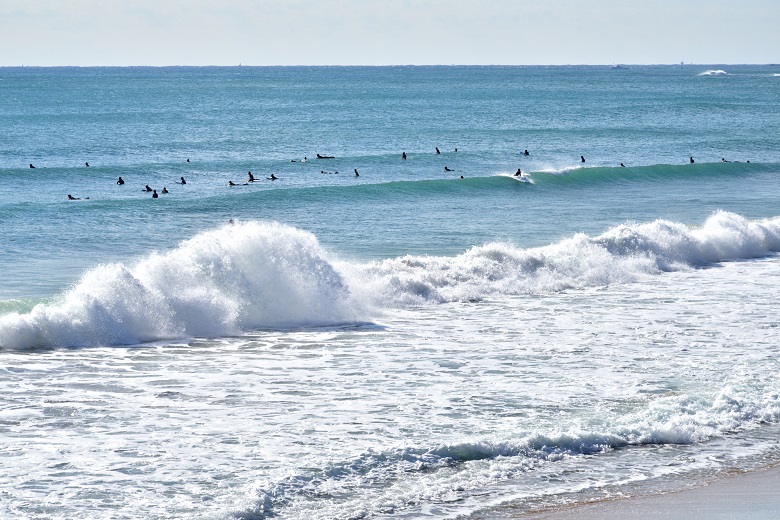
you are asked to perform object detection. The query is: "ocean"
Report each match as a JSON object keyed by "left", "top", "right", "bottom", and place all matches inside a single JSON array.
[{"left": 1, "top": 65, "right": 779, "bottom": 519}]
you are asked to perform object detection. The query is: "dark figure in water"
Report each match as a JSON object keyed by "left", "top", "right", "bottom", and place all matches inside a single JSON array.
[
  {"left": 144, "top": 185, "right": 152, "bottom": 192},
  {"left": 515, "top": 169, "right": 523, "bottom": 176},
  {"left": 269, "top": 173, "right": 278, "bottom": 180},
  {"left": 152, "top": 190, "right": 158, "bottom": 198},
  {"left": 690, "top": 157, "right": 695, "bottom": 164},
  {"left": 721, "top": 158, "right": 730, "bottom": 163},
  {"left": 67, "top": 194, "right": 79, "bottom": 200},
  {"left": 354, "top": 169, "right": 359, "bottom": 177},
  {"left": 179, "top": 176, "right": 186, "bottom": 184},
  {"left": 454, "top": 148, "right": 458, "bottom": 152},
  {"left": 29, "top": 164, "right": 35, "bottom": 169},
  {"left": 524, "top": 149, "right": 529, "bottom": 156},
  {"left": 85, "top": 162, "right": 90, "bottom": 167},
  {"left": 620, "top": 163, "right": 625, "bottom": 167},
  {"left": 162, "top": 187, "right": 169, "bottom": 194},
  {"left": 436, "top": 147, "right": 440, "bottom": 154},
  {"left": 186, "top": 158, "right": 190, "bottom": 163},
  {"left": 248, "top": 171, "right": 256, "bottom": 182},
  {"left": 317, "top": 154, "right": 335, "bottom": 159},
  {"left": 228, "top": 181, "right": 247, "bottom": 186},
  {"left": 581, "top": 156, "right": 585, "bottom": 163},
  {"left": 402, "top": 152, "right": 407, "bottom": 160},
  {"left": 117, "top": 176, "right": 125, "bottom": 185},
  {"left": 444, "top": 166, "right": 454, "bottom": 172}
]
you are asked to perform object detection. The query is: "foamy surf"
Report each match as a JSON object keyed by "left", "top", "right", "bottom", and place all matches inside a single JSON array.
[
  {"left": 2, "top": 212, "right": 779, "bottom": 350},
  {"left": 0, "top": 221, "right": 360, "bottom": 349}
]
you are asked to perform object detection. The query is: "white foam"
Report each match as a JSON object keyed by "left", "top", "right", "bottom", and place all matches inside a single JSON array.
[
  {"left": 0, "top": 221, "right": 360, "bottom": 349},
  {"left": 699, "top": 69, "right": 728, "bottom": 76}
]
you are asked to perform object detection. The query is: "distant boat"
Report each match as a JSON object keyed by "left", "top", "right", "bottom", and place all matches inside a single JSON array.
[{"left": 611, "top": 64, "right": 629, "bottom": 70}]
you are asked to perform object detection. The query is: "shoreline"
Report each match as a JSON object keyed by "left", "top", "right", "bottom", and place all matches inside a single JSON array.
[{"left": 518, "top": 464, "right": 780, "bottom": 520}]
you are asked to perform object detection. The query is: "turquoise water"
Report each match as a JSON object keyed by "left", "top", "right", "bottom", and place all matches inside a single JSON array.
[{"left": 1, "top": 65, "right": 780, "bottom": 519}]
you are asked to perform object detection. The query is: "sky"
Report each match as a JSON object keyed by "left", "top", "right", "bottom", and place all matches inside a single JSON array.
[{"left": 1, "top": 0, "right": 777, "bottom": 66}]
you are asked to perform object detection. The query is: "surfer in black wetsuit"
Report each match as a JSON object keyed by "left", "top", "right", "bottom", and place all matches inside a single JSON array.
[
  {"left": 29, "top": 164, "right": 35, "bottom": 169},
  {"left": 444, "top": 166, "right": 454, "bottom": 172},
  {"left": 152, "top": 190, "right": 158, "bottom": 198},
  {"left": 402, "top": 152, "right": 407, "bottom": 159},
  {"left": 317, "top": 154, "right": 335, "bottom": 159},
  {"left": 581, "top": 156, "right": 585, "bottom": 163},
  {"left": 269, "top": 173, "right": 278, "bottom": 180},
  {"left": 179, "top": 176, "right": 186, "bottom": 184},
  {"left": 515, "top": 169, "right": 523, "bottom": 176},
  {"left": 354, "top": 169, "right": 359, "bottom": 176},
  {"left": 117, "top": 176, "right": 125, "bottom": 185},
  {"left": 690, "top": 156, "right": 695, "bottom": 164},
  {"left": 524, "top": 149, "right": 529, "bottom": 156},
  {"left": 67, "top": 194, "right": 79, "bottom": 200},
  {"left": 85, "top": 162, "right": 89, "bottom": 167},
  {"left": 436, "top": 147, "right": 440, "bottom": 154},
  {"left": 248, "top": 171, "right": 256, "bottom": 182},
  {"left": 162, "top": 187, "right": 169, "bottom": 194},
  {"left": 144, "top": 185, "right": 152, "bottom": 192},
  {"left": 620, "top": 163, "right": 625, "bottom": 167}
]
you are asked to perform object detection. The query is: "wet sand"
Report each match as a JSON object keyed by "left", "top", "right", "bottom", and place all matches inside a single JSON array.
[{"left": 524, "top": 464, "right": 780, "bottom": 520}]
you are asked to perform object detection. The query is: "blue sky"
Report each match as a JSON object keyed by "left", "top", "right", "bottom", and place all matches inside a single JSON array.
[{"left": 1, "top": 0, "right": 777, "bottom": 66}]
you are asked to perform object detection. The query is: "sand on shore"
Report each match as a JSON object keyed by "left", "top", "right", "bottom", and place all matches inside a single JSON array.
[{"left": 523, "top": 464, "right": 780, "bottom": 520}]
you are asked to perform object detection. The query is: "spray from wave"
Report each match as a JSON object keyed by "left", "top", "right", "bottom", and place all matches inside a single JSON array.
[
  {"left": 2, "top": 212, "right": 779, "bottom": 349},
  {"left": 0, "top": 221, "right": 359, "bottom": 349}
]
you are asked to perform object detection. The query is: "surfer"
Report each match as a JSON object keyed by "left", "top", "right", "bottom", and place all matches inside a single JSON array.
[
  {"left": 178, "top": 176, "right": 186, "bottom": 184},
  {"left": 162, "top": 187, "right": 169, "bottom": 194},
  {"left": 29, "top": 164, "right": 35, "bottom": 169},
  {"left": 144, "top": 185, "right": 152, "bottom": 192},
  {"left": 248, "top": 171, "right": 256, "bottom": 182},
  {"left": 581, "top": 156, "right": 585, "bottom": 163},
  {"left": 444, "top": 166, "right": 454, "bottom": 172},
  {"left": 317, "top": 154, "right": 335, "bottom": 159},
  {"left": 117, "top": 176, "right": 125, "bottom": 185},
  {"left": 67, "top": 194, "right": 79, "bottom": 200},
  {"left": 402, "top": 152, "right": 407, "bottom": 159},
  {"left": 436, "top": 147, "right": 440, "bottom": 154},
  {"left": 721, "top": 158, "right": 730, "bottom": 163},
  {"left": 85, "top": 162, "right": 90, "bottom": 167},
  {"left": 620, "top": 163, "right": 625, "bottom": 167},
  {"left": 354, "top": 169, "right": 359, "bottom": 177},
  {"left": 186, "top": 158, "right": 190, "bottom": 163},
  {"left": 690, "top": 156, "right": 695, "bottom": 164},
  {"left": 269, "top": 173, "right": 278, "bottom": 180},
  {"left": 524, "top": 149, "right": 529, "bottom": 156},
  {"left": 515, "top": 169, "right": 523, "bottom": 176},
  {"left": 152, "top": 190, "right": 158, "bottom": 198}
]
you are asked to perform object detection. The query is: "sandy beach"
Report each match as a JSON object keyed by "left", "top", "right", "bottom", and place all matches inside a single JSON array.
[{"left": 522, "top": 465, "right": 780, "bottom": 520}]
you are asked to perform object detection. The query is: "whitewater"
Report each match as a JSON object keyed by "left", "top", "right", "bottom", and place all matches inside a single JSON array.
[{"left": 1, "top": 65, "right": 780, "bottom": 519}]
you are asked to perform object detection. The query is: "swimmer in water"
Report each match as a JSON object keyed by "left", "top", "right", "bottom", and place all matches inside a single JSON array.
[
  {"left": 186, "top": 158, "right": 190, "bottom": 163},
  {"left": 581, "top": 156, "right": 585, "bottom": 163},
  {"left": 515, "top": 169, "right": 523, "bottom": 176},
  {"left": 179, "top": 176, "right": 186, "bottom": 184},
  {"left": 85, "top": 162, "right": 90, "bottom": 167},
  {"left": 436, "top": 147, "right": 440, "bottom": 154},
  {"left": 117, "top": 176, "right": 125, "bottom": 185},
  {"left": 524, "top": 149, "right": 529, "bottom": 156},
  {"left": 162, "top": 187, "right": 169, "bottom": 194},
  {"left": 402, "top": 152, "right": 407, "bottom": 160},
  {"left": 354, "top": 169, "right": 359, "bottom": 177},
  {"left": 444, "top": 166, "right": 454, "bottom": 172},
  {"left": 690, "top": 156, "right": 695, "bottom": 164},
  {"left": 29, "top": 164, "right": 35, "bottom": 169},
  {"left": 152, "top": 190, "right": 158, "bottom": 198}
]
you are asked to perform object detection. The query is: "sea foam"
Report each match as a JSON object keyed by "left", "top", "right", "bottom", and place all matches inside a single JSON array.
[
  {"left": 0, "top": 221, "right": 358, "bottom": 349},
  {"left": 2, "top": 212, "right": 779, "bottom": 349}
]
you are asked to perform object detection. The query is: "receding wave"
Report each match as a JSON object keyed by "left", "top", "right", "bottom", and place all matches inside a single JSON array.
[
  {"left": 234, "top": 382, "right": 780, "bottom": 519},
  {"left": 2, "top": 211, "right": 779, "bottom": 349}
]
